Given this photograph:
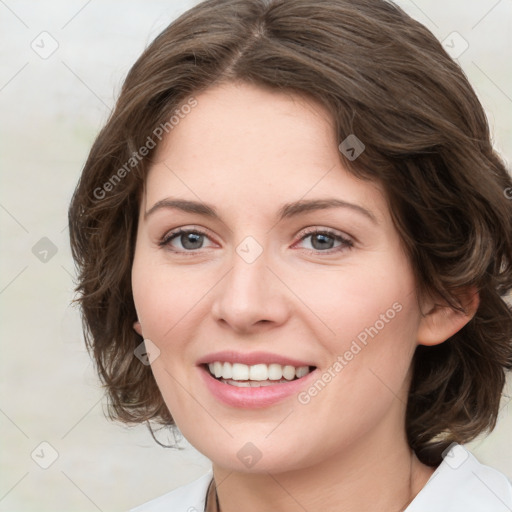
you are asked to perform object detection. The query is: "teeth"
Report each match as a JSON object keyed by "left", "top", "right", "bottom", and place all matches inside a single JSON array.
[
  {"left": 232, "top": 363, "right": 249, "bottom": 380},
  {"left": 222, "top": 362, "right": 232, "bottom": 379},
  {"left": 207, "top": 362, "right": 311, "bottom": 381},
  {"left": 282, "top": 365, "right": 296, "bottom": 380},
  {"left": 249, "top": 364, "right": 268, "bottom": 381},
  {"left": 213, "top": 362, "right": 223, "bottom": 378},
  {"left": 222, "top": 378, "right": 294, "bottom": 387},
  {"left": 296, "top": 366, "right": 309, "bottom": 378},
  {"left": 268, "top": 364, "right": 282, "bottom": 380}
]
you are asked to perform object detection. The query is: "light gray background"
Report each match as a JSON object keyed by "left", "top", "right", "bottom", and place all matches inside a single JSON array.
[{"left": 0, "top": 1, "right": 511, "bottom": 511}]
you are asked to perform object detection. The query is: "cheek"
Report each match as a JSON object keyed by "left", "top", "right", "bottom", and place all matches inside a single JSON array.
[
  {"left": 288, "top": 255, "right": 418, "bottom": 353},
  {"left": 131, "top": 256, "right": 206, "bottom": 427},
  {"left": 131, "top": 254, "right": 207, "bottom": 344},
  {"left": 318, "top": 277, "right": 419, "bottom": 413}
]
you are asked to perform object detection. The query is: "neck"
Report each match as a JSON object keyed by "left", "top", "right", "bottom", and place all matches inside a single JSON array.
[{"left": 211, "top": 430, "right": 435, "bottom": 512}]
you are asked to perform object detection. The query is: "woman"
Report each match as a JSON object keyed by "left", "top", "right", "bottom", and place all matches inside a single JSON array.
[{"left": 68, "top": 0, "right": 512, "bottom": 510}]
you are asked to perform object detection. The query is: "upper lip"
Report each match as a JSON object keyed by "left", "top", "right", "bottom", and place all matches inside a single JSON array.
[{"left": 196, "top": 351, "right": 315, "bottom": 368}]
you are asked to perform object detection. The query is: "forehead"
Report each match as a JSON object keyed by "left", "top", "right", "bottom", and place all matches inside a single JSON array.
[
  {"left": 143, "top": 81, "right": 387, "bottom": 222},
  {"left": 155, "top": 81, "right": 336, "bottom": 167}
]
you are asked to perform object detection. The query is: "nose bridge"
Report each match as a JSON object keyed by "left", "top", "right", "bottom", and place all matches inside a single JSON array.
[
  {"left": 211, "top": 238, "right": 289, "bottom": 330},
  {"left": 230, "top": 256, "right": 266, "bottom": 301}
]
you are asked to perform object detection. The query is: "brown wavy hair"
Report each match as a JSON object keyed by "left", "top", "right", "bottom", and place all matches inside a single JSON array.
[{"left": 68, "top": 0, "right": 512, "bottom": 464}]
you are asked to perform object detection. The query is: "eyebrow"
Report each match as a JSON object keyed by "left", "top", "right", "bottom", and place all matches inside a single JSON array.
[{"left": 145, "top": 197, "right": 377, "bottom": 224}]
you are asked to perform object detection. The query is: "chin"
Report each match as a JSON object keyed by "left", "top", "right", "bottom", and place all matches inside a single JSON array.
[{"left": 185, "top": 429, "right": 323, "bottom": 474}]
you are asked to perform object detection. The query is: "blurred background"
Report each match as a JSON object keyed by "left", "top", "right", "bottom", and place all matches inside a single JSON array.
[{"left": 0, "top": 1, "right": 511, "bottom": 510}]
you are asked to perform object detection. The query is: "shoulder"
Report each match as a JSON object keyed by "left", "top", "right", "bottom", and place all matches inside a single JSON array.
[
  {"left": 407, "top": 444, "right": 512, "bottom": 512},
  {"left": 129, "top": 471, "right": 213, "bottom": 512}
]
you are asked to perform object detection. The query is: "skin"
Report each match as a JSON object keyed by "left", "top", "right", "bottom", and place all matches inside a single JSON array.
[{"left": 131, "top": 81, "right": 478, "bottom": 511}]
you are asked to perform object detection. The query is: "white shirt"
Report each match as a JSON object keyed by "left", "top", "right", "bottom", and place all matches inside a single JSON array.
[{"left": 130, "top": 445, "right": 512, "bottom": 512}]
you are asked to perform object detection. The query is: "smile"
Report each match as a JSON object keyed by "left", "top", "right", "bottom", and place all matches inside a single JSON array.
[
  {"left": 206, "top": 362, "right": 313, "bottom": 387},
  {"left": 197, "top": 352, "right": 318, "bottom": 408}
]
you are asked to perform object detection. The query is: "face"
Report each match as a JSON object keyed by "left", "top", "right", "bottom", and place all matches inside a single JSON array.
[{"left": 132, "top": 81, "right": 424, "bottom": 473}]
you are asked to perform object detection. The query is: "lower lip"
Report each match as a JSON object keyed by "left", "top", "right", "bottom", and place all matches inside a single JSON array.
[{"left": 199, "top": 366, "right": 317, "bottom": 408}]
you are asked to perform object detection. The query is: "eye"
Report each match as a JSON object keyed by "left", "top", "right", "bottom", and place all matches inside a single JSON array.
[
  {"left": 159, "top": 228, "right": 216, "bottom": 252},
  {"left": 295, "top": 228, "right": 353, "bottom": 253}
]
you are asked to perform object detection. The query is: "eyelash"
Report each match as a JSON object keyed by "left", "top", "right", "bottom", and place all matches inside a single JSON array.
[
  {"left": 297, "top": 227, "right": 354, "bottom": 253},
  {"left": 158, "top": 227, "right": 354, "bottom": 255}
]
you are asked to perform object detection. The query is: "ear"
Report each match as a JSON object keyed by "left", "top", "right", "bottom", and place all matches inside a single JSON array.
[
  {"left": 417, "top": 286, "right": 479, "bottom": 347},
  {"left": 133, "top": 320, "right": 143, "bottom": 336}
]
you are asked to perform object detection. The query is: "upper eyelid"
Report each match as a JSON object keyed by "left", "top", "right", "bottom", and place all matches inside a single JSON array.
[
  {"left": 160, "top": 226, "right": 352, "bottom": 250},
  {"left": 161, "top": 225, "right": 348, "bottom": 239},
  {"left": 162, "top": 225, "right": 212, "bottom": 238},
  {"left": 295, "top": 226, "right": 354, "bottom": 245},
  {"left": 298, "top": 226, "right": 350, "bottom": 238},
  {"left": 160, "top": 226, "right": 215, "bottom": 245}
]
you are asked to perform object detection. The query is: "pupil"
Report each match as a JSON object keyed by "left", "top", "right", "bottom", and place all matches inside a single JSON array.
[
  {"left": 182, "top": 233, "right": 203, "bottom": 250},
  {"left": 312, "top": 234, "right": 334, "bottom": 250}
]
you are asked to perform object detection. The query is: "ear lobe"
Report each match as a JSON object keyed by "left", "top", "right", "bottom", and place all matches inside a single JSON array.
[
  {"left": 133, "top": 320, "right": 143, "bottom": 336},
  {"left": 417, "top": 287, "right": 480, "bottom": 347}
]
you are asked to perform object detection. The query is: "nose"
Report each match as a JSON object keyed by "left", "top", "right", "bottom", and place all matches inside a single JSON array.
[{"left": 210, "top": 248, "right": 291, "bottom": 334}]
